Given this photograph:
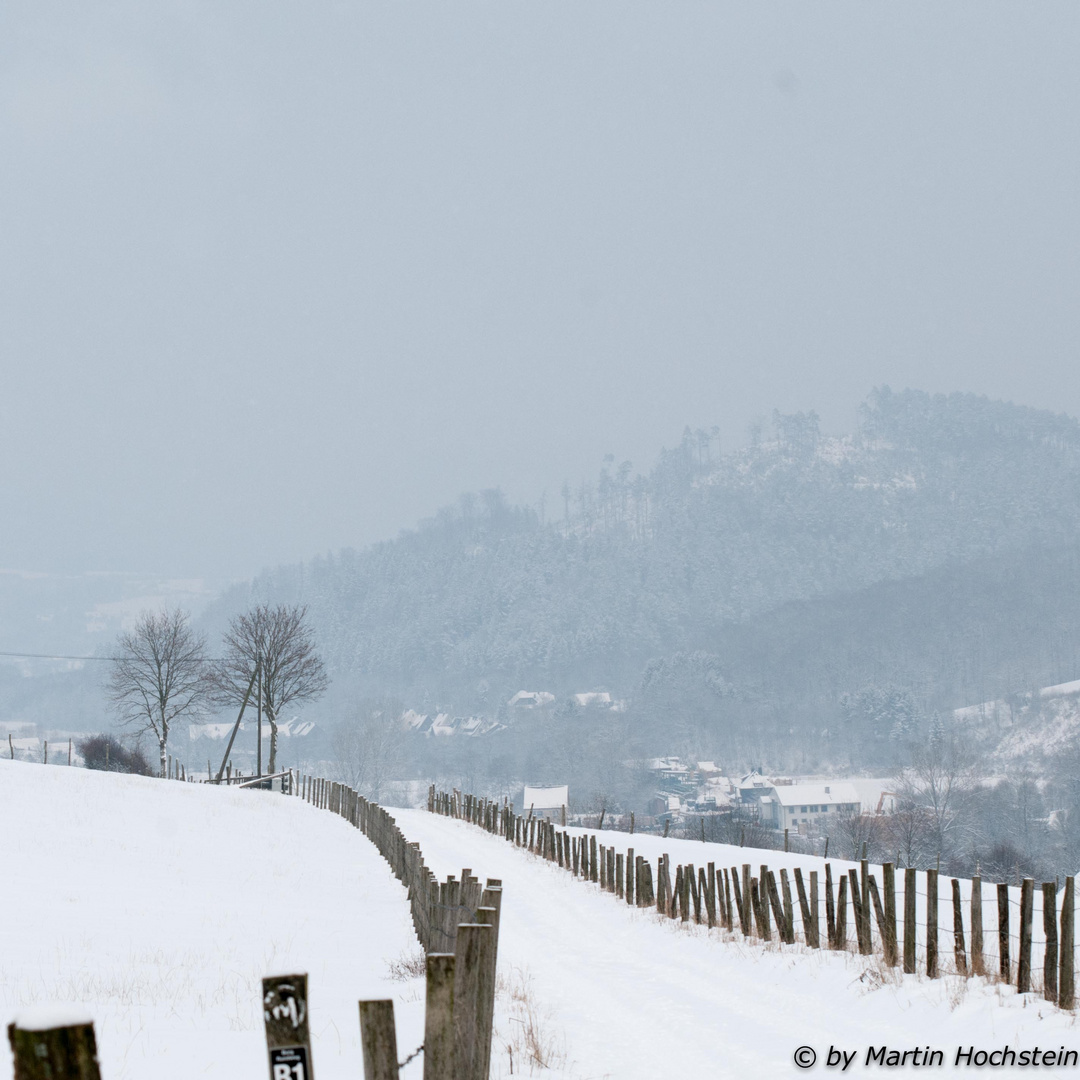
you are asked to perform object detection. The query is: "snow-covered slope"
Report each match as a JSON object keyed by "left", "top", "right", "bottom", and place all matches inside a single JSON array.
[
  {"left": 4, "top": 760, "right": 1078, "bottom": 1080},
  {"left": 954, "top": 680, "right": 1080, "bottom": 767},
  {"left": 0, "top": 760, "right": 424, "bottom": 1080}
]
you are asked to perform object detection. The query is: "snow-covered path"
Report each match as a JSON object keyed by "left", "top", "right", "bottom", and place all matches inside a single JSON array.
[
  {"left": 2, "top": 758, "right": 1077, "bottom": 1080},
  {"left": 395, "top": 810, "right": 1080, "bottom": 1078}
]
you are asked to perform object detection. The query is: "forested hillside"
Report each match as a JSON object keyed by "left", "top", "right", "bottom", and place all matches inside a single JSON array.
[{"left": 209, "top": 388, "right": 1080, "bottom": 751}]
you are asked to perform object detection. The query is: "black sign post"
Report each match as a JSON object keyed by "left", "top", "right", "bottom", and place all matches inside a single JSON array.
[{"left": 263, "top": 973, "right": 314, "bottom": 1080}]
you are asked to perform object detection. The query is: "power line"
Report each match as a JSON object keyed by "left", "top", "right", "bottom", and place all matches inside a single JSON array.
[{"left": 0, "top": 650, "right": 227, "bottom": 663}]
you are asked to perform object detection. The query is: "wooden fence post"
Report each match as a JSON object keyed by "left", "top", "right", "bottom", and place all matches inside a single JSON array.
[
  {"left": 904, "top": 868, "right": 916, "bottom": 973},
  {"left": 849, "top": 868, "right": 870, "bottom": 955},
  {"left": 780, "top": 869, "right": 795, "bottom": 944},
  {"left": 453, "top": 923, "right": 496, "bottom": 1080},
  {"left": 834, "top": 873, "right": 848, "bottom": 950},
  {"left": 825, "top": 864, "right": 836, "bottom": 948},
  {"left": 764, "top": 872, "right": 785, "bottom": 939},
  {"left": 952, "top": 878, "right": 967, "bottom": 975},
  {"left": 860, "top": 858, "right": 871, "bottom": 953},
  {"left": 626, "top": 849, "right": 635, "bottom": 906},
  {"left": 1018, "top": 878, "right": 1034, "bottom": 993},
  {"left": 730, "top": 867, "right": 747, "bottom": 934},
  {"left": 750, "top": 877, "right": 770, "bottom": 941},
  {"left": 742, "top": 864, "right": 752, "bottom": 932},
  {"left": 793, "top": 868, "right": 812, "bottom": 946},
  {"left": 722, "top": 868, "right": 734, "bottom": 931},
  {"left": 997, "top": 883, "right": 1011, "bottom": 981},
  {"left": 1060, "top": 876, "right": 1075, "bottom": 1009},
  {"left": 263, "top": 974, "right": 314, "bottom": 1080},
  {"left": 971, "top": 876, "right": 984, "bottom": 976},
  {"left": 1043, "top": 882, "right": 1059, "bottom": 1004},
  {"left": 881, "top": 864, "right": 897, "bottom": 967},
  {"left": 358, "top": 1001, "right": 399, "bottom": 1080},
  {"left": 7, "top": 1013, "right": 102, "bottom": 1080},
  {"left": 926, "top": 869, "right": 939, "bottom": 978},
  {"left": 758, "top": 865, "right": 771, "bottom": 936},
  {"left": 474, "top": 906, "right": 499, "bottom": 1080}
]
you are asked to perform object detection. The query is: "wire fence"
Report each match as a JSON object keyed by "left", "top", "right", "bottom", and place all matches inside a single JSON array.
[{"left": 430, "top": 785, "right": 1077, "bottom": 1010}]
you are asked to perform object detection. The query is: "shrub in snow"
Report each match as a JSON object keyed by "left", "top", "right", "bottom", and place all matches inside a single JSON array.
[{"left": 77, "top": 734, "right": 154, "bottom": 776}]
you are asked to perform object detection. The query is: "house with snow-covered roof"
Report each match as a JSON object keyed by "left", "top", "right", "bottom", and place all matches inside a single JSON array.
[
  {"left": 521, "top": 785, "right": 569, "bottom": 820},
  {"left": 508, "top": 691, "right": 555, "bottom": 709},
  {"left": 758, "top": 782, "right": 861, "bottom": 831}
]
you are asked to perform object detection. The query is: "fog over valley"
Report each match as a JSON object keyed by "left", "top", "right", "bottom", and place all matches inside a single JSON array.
[{"left": 5, "top": 5, "right": 1080, "bottom": 1030}]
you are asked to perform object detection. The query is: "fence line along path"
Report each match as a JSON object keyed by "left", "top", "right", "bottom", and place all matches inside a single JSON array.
[{"left": 428, "top": 785, "right": 1076, "bottom": 1010}]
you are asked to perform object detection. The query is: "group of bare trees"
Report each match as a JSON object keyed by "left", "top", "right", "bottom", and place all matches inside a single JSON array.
[{"left": 107, "top": 605, "right": 327, "bottom": 778}]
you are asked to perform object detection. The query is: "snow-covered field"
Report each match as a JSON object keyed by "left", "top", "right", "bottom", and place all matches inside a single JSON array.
[
  {"left": 0, "top": 760, "right": 425, "bottom": 1080},
  {"left": 2, "top": 759, "right": 1078, "bottom": 1079}
]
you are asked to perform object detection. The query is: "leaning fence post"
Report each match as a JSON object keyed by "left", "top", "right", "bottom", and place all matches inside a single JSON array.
[
  {"left": 951, "top": 878, "right": 967, "bottom": 976},
  {"left": 1060, "top": 876, "right": 1075, "bottom": 1009},
  {"left": 793, "top": 868, "right": 811, "bottom": 945},
  {"left": 1043, "top": 881, "right": 1059, "bottom": 1004},
  {"left": 834, "top": 873, "right": 848, "bottom": 949},
  {"left": 358, "top": 1000, "right": 399, "bottom": 1080},
  {"left": 262, "top": 973, "right": 314, "bottom": 1080},
  {"left": 730, "top": 867, "right": 747, "bottom": 934},
  {"left": 1018, "top": 878, "right": 1034, "bottom": 993},
  {"left": 7, "top": 1010, "right": 102, "bottom": 1080},
  {"left": 779, "top": 869, "right": 795, "bottom": 944}
]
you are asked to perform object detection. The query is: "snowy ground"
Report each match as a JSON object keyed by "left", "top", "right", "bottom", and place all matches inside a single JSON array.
[
  {"left": 2, "top": 759, "right": 1078, "bottom": 1080},
  {"left": 0, "top": 759, "right": 426, "bottom": 1080},
  {"left": 394, "top": 810, "right": 1080, "bottom": 1078}
]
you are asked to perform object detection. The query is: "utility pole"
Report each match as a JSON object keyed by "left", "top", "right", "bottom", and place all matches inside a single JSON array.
[{"left": 256, "top": 652, "right": 263, "bottom": 778}]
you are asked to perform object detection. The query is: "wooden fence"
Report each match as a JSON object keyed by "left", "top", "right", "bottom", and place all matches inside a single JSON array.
[
  {"left": 429, "top": 785, "right": 1077, "bottom": 1010},
  {"left": 6, "top": 772, "right": 502, "bottom": 1080}
]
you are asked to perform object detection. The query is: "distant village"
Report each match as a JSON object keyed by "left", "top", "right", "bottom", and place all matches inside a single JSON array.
[{"left": 6, "top": 686, "right": 898, "bottom": 843}]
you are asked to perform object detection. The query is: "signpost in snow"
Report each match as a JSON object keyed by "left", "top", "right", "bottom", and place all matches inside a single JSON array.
[{"left": 263, "top": 973, "right": 313, "bottom": 1080}]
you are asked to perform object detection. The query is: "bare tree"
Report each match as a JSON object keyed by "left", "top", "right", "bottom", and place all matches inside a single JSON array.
[
  {"left": 217, "top": 604, "right": 328, "bottom": 773},
  {"left": 107, "top": 609, "right": 210, "bottom": 777},
  {"left": 331, "top": 699, "right": 405, "bottom": 802},
  {"left": 880, "top": 798, "right": 938, "bottom": 868},
  {"left": 827, "top": 806, "right": 884, "bottom": 861},
  {"left": 895, "top": 743, "right": 978, "bottom": 867}
]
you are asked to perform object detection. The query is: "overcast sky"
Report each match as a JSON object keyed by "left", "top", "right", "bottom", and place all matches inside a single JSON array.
[{"left": 2, "top": 2, "right": 1079, "bottom": 580}]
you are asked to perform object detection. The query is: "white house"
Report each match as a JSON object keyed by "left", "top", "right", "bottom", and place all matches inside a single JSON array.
[
  {"left": 522, "top": 785, "right": 569, "bottom": 820},
  {"left": 508, "top": 691, "right": 555, "bottom": 709},
  {"left": 759, "top": 782, "right": 861, "bottom": 831}
]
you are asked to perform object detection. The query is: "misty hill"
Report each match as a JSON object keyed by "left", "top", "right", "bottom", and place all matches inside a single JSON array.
[{"left": 209, "top": 388, "right": 1080, "bottom": 734}]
